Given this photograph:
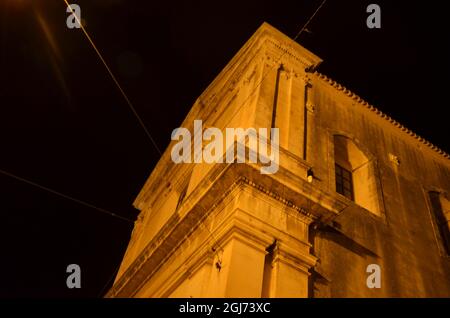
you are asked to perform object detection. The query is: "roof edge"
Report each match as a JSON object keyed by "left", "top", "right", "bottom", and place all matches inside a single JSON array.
[{"left": 314, "top": 71, "right": 449, "bottom": 161}]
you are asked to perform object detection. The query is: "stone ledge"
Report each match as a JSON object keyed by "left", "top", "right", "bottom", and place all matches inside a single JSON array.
[{"left": 107, "top": 160, "right": 348, "bottom": 297}]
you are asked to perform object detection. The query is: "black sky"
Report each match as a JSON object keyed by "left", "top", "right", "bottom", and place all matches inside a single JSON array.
[{"left": 0, "top": 0, "right": 448, "bottom": 297}]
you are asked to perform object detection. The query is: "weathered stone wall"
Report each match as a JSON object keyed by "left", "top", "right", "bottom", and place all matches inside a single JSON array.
[
  {"left": 109, "top": 22, "right": 450, "bottom": 298},
  {"left": 309, "top": 74, "right": 450, "bottom": 297}
]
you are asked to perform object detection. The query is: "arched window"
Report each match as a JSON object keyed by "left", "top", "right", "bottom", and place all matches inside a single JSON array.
[
  {"left": 428, "top": 191, "right": 450, "bottom": 256},
  {"left": 333, "top": 135, "right": 381, "bottom": 215}
]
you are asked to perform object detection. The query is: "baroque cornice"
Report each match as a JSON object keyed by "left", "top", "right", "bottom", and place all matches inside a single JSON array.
[
  {"left": 265, "top": 38, "right": 320, "bottom": 70},
  {"left": 108, "top": 167, "right": 324, "bottom": 297},
  {"left": 314, "top": 71, "right": 449, "bottom": 160},
  {"left": 238, "top": 176, "right": 313, "bottom": 219}
]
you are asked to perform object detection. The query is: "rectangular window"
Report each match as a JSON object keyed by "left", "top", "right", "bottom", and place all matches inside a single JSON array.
[{"left": 335, "top": 164, "right": 353, "bottom": 200}]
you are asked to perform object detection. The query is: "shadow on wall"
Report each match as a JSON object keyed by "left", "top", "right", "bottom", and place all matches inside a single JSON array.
[
  {"left": 316, "top": 223, "right": 379, "bottom": 258},
  {"left": 308, "top": 222, "right": 380, "bottom": 297}
]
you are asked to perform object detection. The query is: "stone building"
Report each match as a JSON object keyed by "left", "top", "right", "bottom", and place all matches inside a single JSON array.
[{"left": 107, "top": 23, "right": 450, "bottom": 298}]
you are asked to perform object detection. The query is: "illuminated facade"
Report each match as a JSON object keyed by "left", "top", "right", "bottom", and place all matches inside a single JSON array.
[{"left": 107, "top": 23, "right": 450, "bottom": 298}]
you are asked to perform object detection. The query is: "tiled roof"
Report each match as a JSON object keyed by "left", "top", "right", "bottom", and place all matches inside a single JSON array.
[{"left": 314, "top": 71, "right": 449, "bottom": 160}]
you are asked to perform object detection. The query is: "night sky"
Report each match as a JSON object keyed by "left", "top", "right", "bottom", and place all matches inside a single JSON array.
[{"left": 0, "top": 0, "right": 448, "bottom": 298}]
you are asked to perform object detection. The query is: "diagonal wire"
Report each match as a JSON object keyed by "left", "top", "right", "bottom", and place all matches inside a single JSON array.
[
  {"left": 133, "top": 0, "right": 330, "bottom": 251},
  {"left": 0, "top": 168, "right": 133, "bottom": 223},
  {"left": 63, "top": 0, "right": 162, "bottom": 155},
  {"left": 147, "top": 0, "right": 330, "bottom": 204},
  {"left": 57, "top": 0, "right": 327, "bottom": 294},
  {"left": 62, "top": 0, "right": 327, "bottom": 209},
  {"left": 292, "top": 0, "right": 327, "bottom": 41},
  {"left": 97, "top": 261, "right": 123, "bottom": 297}
]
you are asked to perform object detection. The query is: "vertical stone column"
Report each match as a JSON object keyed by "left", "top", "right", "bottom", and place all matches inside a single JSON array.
[
  {"left": 254, "top": 58, "right": 279, "bottom": 129},
  {"left": 286, "top": 72, "right": 306, "bottom": 158},
  {"left": 275, "top": 67, "right": 292, "bottom": 149},
  {"left": 267, "top": 241, "right": 316, "bottom": 298},
  {"left": 205, "top": 226, "right": 270, "bottom": 298},
  {"left": 223, "top": 236, "right": 268, "bottom": 297}
]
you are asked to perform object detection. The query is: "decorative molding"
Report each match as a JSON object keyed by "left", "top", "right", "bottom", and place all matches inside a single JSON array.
[
  {"left": 272, "top": 245, "right": 316, "bottom": 275},
  {"left": 306, "top": 102, "right": 315, "bottom": 113},
  {"left": 107, "top": 173, "right": 321, "bottom": 298},
  {"left": 265, "top": 38, "right": 321, "bottom": 70},
  {"left": 239, "top": 176, "right": 313, "bottom": 219},
  {"left": 388, "top": 153, "right": 400, "bottom": 166}
]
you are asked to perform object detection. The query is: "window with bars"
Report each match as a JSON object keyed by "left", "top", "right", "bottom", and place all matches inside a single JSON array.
[{"left": 335, "top": 163, "right": 353, "bottom": 200}]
